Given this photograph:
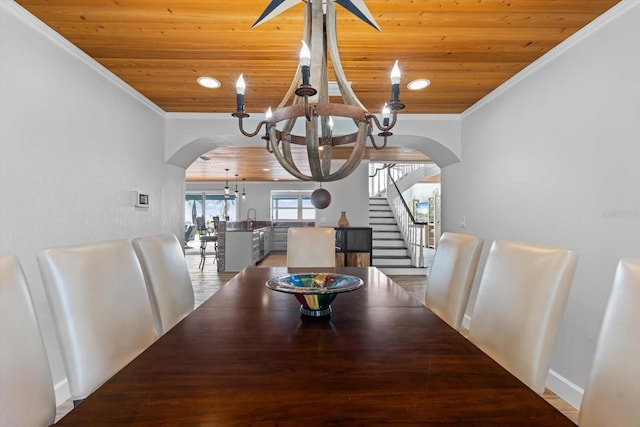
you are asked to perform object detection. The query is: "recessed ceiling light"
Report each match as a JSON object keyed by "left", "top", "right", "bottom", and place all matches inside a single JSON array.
[
  {"left": 197, "top": 76, "right": 221, "bottom": 89},
  {"left": 262, "top": 168, "right": 270, "bottom": 171},
  {"left": 407, "top": 79, "right": 431, "bottom": 90}
]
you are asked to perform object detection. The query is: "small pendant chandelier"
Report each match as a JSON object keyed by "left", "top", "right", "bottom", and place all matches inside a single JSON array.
[{"left": 224, "top": 168, "right": 230, "bottom": 196}]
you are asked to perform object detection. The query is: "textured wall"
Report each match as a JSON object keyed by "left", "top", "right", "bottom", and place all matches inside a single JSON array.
[
  {"left": 1, "top": 2, "right": 185, "bottom": 402},
  {"left": 443, "top": 1, "right": 640, "bottom": 407}
]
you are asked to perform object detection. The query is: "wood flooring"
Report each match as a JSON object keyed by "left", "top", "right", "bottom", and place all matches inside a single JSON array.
[{"left": 55, "top": 253, "right": 578, "bottom": 424}]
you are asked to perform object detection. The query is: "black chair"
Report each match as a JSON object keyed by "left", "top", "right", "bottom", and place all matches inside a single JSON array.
[
  {"left": 195, "top": 216, "right": 207, "bottom": 236},
  {"left": 184, "top": 225, "right": 196, "bottom": 248},
  {"left": 196, "top": 216, "right": 217, "bottom": 269}
]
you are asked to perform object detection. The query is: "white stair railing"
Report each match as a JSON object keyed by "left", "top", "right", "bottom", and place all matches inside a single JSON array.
[
  {"left": 369, "top": 163, "right": 424, "bottom": 197},
  {"left": 368, "top": 163, "right": 389, "bottom": 197},
  {"left": 385, "top": 170, "right": 426, "bottom": 268}
]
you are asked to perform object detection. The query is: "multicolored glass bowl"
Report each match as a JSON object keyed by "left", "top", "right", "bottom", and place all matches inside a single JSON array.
[{"left": 266, "top": 273, "right": 364, "bottom": 317}]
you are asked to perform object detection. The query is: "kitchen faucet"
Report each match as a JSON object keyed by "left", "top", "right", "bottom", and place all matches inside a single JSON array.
[{"left": 247, "top": 208, "right": 257, "bottom": 229}]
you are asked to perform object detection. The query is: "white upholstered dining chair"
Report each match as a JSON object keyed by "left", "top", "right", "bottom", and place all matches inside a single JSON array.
[
  {"left": 424, "top": 232, "right": 483, "bottom": 331},
  {"left": 287, "top": 227, "right": 336, "bottom": 268},
  {"left": 37, "top": 239, "right": 156, "bottom": 402},
  {"left": 579, "top": 258, "right": 640, "bottom": 427},
  {"left": 467, "top": 240, "right": 578, "bottom": 394},
  {"left": 132, "top": 233, "right": 195, "bottom": 337},
  {"left": 1, "top": 253, "right": 56, "bottom": 427}
]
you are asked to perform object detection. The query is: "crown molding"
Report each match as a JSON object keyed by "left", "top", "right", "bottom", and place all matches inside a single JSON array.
[
  {"left": 2, "top": 0, "right": 165, "bottom": 117},
  {"left": 462, "top": 0, "right": 637, "bottom": 118}
]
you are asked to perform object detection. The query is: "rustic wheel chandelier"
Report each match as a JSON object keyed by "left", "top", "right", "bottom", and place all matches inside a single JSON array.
[{"left": 231, "top": 0, "right": 405, "bottom": 182}]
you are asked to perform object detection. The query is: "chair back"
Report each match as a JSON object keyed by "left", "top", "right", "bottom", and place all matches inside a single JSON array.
[
  {"left": 195, "top": 216, "right": 207, "bottom": 235},
  {"left": 1, "top": 253, "right": 56, "bottom": 427},
  {"left": 287, "top": 227, "right": 336, "bottom": 268},
  {"left": 579, "top": 258, "right": 640, "bottom": 427},
  {"left": 37, "top": 239, "right": 156, "bottom": 400},
  {"left": 468, "top": 240, "right": 577, "bottom": 394},
  {"left": 425, "top": 232, "right": 483, "bottom": 331},
  {"left": 133, "top": 234, "right": 195, "bottom": 337},
  {"left": 184, "top": 224, "right": 195, "bottom": 243}
]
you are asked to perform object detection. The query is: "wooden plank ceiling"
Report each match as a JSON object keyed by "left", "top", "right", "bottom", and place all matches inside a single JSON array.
[{"left": 15, "top": 0, "right": 620, "bottom": 181}]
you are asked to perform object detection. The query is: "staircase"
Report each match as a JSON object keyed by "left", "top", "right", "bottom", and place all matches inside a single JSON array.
[{"left": 369, "top": 197, "right": 427, "bottom": 276}]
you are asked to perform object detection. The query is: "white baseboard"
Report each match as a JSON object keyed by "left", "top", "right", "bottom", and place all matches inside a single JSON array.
[
  {"left": 54, "top": 378, "right": 71, "bottom": 406},
  {"left": 462, "top": 314, "right": 471, "bottom": 332},
  {"left": 546, "top": 369, "right": 584, "bottom": 410}
]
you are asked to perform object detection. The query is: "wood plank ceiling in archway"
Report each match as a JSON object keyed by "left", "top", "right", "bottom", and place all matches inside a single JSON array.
[{"left": 15, "top": 0, "right": 621, "bottom": 181}]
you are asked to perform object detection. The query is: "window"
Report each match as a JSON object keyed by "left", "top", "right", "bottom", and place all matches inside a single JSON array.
[
  {"left": 271, "top": 191, "right": 314, "bottom": 221},
  {"left": 185, "top": 193, "right": 236, "bottom": 225}
]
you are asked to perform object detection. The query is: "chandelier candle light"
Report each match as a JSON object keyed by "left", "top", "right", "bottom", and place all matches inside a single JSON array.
[{"left": 232, "top": 0, "right": 405, "bottom": 182}]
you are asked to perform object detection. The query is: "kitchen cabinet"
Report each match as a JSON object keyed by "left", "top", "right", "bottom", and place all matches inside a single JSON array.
[
  {"left": 271, "top": 222, "right": 315, "bottom": 252},
  {"left": 224, "top": 227, "right": 270, "bottom": 271},
  {"left": 272, "top": 226, "right": 288, "bottom": 252}
]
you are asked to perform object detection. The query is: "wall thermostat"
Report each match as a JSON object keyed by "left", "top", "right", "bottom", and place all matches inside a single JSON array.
[{"left": 136, "top": 192, "right": 149, "bottom": 208}]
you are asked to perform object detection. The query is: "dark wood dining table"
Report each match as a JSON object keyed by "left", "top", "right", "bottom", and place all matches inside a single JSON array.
[{"left": 56, "top": 267, "right": 575, "bottom": 426}]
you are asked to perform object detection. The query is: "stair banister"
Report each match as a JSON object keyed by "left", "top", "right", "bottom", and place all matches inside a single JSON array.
[
  {"left": 385, "top": 168, "right": 427, "bottom": 268},
  {"left": 369, "top": 163, "right": 425, "bottom": 197}
]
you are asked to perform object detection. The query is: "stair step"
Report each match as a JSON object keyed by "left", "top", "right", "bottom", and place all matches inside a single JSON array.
[
  {"left": 374, "top": 255, "right": 412, "bottom": 259},
  {"left": 370, "top": 218, "right": 397, "bottom": 225},
  {"left": 378, "top": 266, "right": 427, "bottom": 276},
  {"left": 369, "top": 196, "right": 413, "bottom": 270},
  {"left": 373, "top": 233, "right": 402, "bottom": 240},
  {"left": 373, "top": 242, "right": 407, "bottom": 248},
  {"left": 373, "top": 245, "right": 408, "bottom": 249},
  {"left": 373, "top": 236, "right": 404, "bottom": 240},
  {"left": 373, "top": 248, "right": 409, "bottom": 257},
  {"left": 372, "top": 257, "right": 413, "bottom": 266},
  {"left": 372, "top": 224, "right": 399, "bottom": 232}
]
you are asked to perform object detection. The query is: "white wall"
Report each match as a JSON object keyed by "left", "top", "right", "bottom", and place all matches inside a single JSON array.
[
  {"left": 444, "top": 1, "right": 640, "bottom": 407},
  {"left": 164, "top": 113, "right": 463, "bottom": 170},
  {"left": 0, "top": 2, "right": 185, "bottom": 403},
  {"left": 320, "top": 163, "right": 370, "bottom": 227}
]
